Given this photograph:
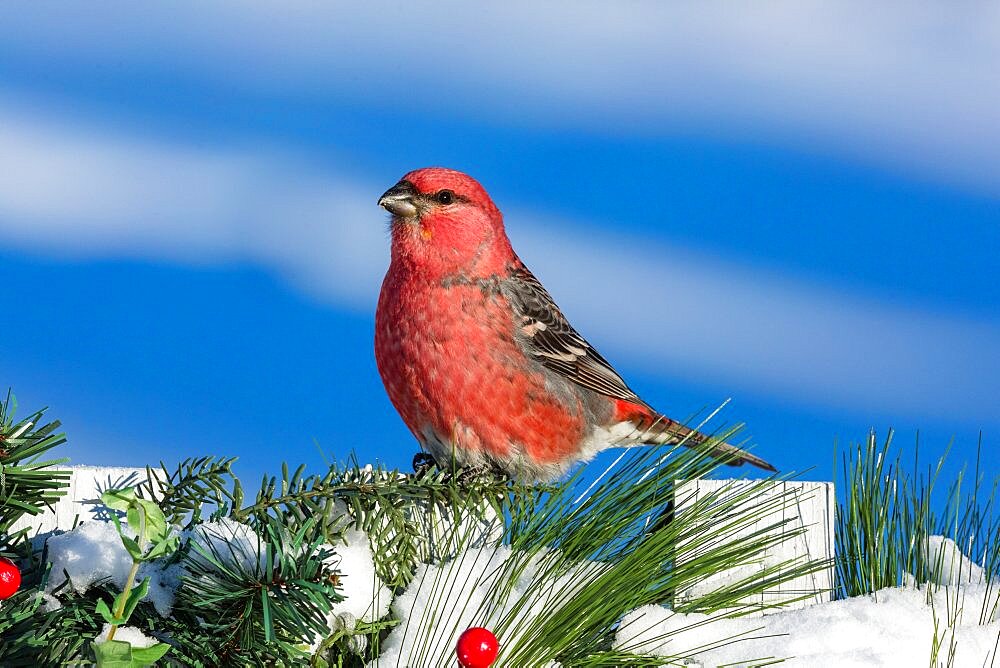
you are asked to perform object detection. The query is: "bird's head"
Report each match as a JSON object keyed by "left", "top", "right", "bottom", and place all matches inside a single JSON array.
[{"left": 378, "top": 167, "right": 513, "bottom": 276}]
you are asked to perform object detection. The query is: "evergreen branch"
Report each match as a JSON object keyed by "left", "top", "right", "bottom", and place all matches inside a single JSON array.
[
  {"left": 232, "top": 465, "right": 533, "bottom": 524},
  {"left": 0, "top": 570, "right": 103, "bottom": 666},
  {"left": 136, "top": 456, "right": 239, "bottom": 527},
  {"left": 232, "top": 460, "right": 547, "bottom": 589},
  {"left": 178, "top": 515, "right": 343, "bottom": 665},
  {"left": 0, "top": 390, "right": 71, "bottom": 551},
  {"left": 377, "top": 424, "right": 832, "bottom": 667}
]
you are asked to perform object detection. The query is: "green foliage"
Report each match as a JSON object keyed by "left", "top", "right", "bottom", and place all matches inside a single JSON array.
[
  {"left": 834, "top": 430, "right": 1000, "bottom": 664},
  {"left": 378, "top": 428, "right": 829, "bottom": 667},
  {"left": 2, "top": 391, "right": 838, "bottom": 666},
  {"left": 91, "top": 486, "right": 178, "bottom": 665},
  {"left": 835, "top": 430, "right": 1000, "bottom": 605},
  {"left": 179, "top": 515, "right": 342, "bottom": 662},
  {"left": 0, "top": 390, "right": 71, "bottom": 555},
  {"left": 0, "top": 577, "right": 104, "bottom": 666},
  {"left": 101, "top": 487, "right": 180, "bottom": 562},
  {"left": 0, "top": 391, "right": 77, "bottom": 666},
  {"left": 228, "top": 458, "right": 544, "bottom": 590},
  {"left": 135, "top": 456, "right": 239, "bottom": 527},
  {"left": 92, "top": 638, "right": 170, "bottom": 668}
]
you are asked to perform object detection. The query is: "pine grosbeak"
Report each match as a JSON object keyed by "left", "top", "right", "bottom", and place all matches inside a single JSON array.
[{"left": 375, "top": 167, "right": 774, "bottom": 481}]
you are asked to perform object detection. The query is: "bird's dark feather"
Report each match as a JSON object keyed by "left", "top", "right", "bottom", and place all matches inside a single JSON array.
[{"left": 501, "top": 262, "right": 645, "bottom": 405}]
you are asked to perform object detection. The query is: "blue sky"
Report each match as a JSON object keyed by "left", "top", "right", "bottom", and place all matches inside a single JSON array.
[{"left": 0, "top": 3, "right": 997, "bottom": 485}]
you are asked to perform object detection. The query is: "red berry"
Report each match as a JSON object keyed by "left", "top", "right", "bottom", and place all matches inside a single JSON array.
[
  {"left": 456, "top": 626, "right": 498, "bottom": 668},
  {"left": 0, "top": 557, "right": 21, "bottom": 600}
]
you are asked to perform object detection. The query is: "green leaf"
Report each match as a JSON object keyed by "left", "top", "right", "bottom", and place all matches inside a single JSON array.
[
  {"left": 91, "top": 639, "right": 133, "bottom": 668},
  {"left": 107, "top": 486, "right": 171, "bottom": 553},
  {"left": 95, "top": 598, "right": 124, "bottom": 625},
  {"left": 109, "top": 511, "right": 126, "bottom": 538},
  {"left": 120, "top": 534, "right": 143, "bottom": 562},
  {"left": 129, "top": 642, "right": 171, "bottom": 666},
  {"left": 144, "top": 534, "right": 179, "bottom": 561},
  {"left": 109, "top": 509, "right": 144, "bottom": 561},
  {"left": 121, "top": 577, "right": 151, "bottom": 622},
  {"left": 126, "top": 505, "right": 143, "bottom": 540},
  {"left": 92, "top": 637, "right": 169, "bottom": 667},
  {"left": 101, "top": 488, "right": 136, "bottom": 512},
  {"left": 136, "top": 498, "right": 169, "bottom": 540}
]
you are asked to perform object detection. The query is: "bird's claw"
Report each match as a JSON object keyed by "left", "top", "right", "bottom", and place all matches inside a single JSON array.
[
  {"left": 411, "top": 454, "right": 509, "bottom": 486},
  {"left": 456, "top": 466, "right": 487, "bottom": 485},
  {"left": 456, "top": 465, "right": 511, "bottom": 486},
  {"left": 412, "top": 452, "right": 437, "bottom": 477}
]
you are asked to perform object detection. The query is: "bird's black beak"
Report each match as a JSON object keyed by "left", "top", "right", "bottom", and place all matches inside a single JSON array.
[{"left": 378, "top": 180, "right": 419, "bottom": 218}]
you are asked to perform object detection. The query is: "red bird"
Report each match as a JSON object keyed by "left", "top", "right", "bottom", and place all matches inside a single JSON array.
[{"left": 375, "top": 168, "right": 775, "bottom": 481}]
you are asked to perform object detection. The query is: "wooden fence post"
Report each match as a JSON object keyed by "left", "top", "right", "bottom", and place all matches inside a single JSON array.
[
  {"left": 10, "top": 465, "right": 152, "bottom": 535},
  {"left": 672, "top": 479, "right": 836, "bottom": 614}
]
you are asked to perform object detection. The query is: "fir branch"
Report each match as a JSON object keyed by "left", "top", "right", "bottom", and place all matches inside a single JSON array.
[
  {"left": 0, "top": 571, "right": 104, "bottom": 666},
  {"left": 136, "top": 456, "right": 239, "bottom": 527},
  {"left": 178, "top": 515, "right": 342, "bottom": 664},
  {"left": 231, "top": 460, "right": 547, "bottom": 589}
]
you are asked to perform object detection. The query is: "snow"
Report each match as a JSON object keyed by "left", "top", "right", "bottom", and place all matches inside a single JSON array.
[
  {"left": 44, "top": 520, "right": 182, "bottom": 616},
  {"left": 326, "top": 528, "right": 391, "bottom": 623},
  {"left": 366, "top": 532, "right": 1000, "bottom": 667},
  {"left": 94, "top": 623, "right": 158, "bottom": 648},
  {"left": 187, "top": 518, "right": 268, "bottom": 573},
  {"left": 307, "top": 527, "right": 394, "bottom": 652},
  {"left": 37, "top": 495, "right": 1000, "bottom": 667},
  {"left": 924, "top": 535, "right": 985, "bottom": 586},
  {"left": 45, "top": 517, "right": 288, "bottom": 618},
  {"left": 614, "top": 584, "right": 1000, "bottom": 667},
  {"left": 307, "top": 481, "right": 503, "bottom": 654},
  {"left": 37, "top": 591, "right": 63, "bottom": 612},
  {"left": 372, "top": 545, "right": 603, "bottom": 667},
  {"left": 46, "top": 521, "right": 131, "bottom": 594}
]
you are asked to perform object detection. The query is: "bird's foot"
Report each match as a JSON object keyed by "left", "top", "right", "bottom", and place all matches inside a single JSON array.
[
  {"left": 412, "top": 452, "right": 437, "bottom": 477},
  {"left": 455, "top": 465, "right": 511, "bottom": 486},
  {"left": 456, "top": 465, "right": 488, "bottom": 485}
]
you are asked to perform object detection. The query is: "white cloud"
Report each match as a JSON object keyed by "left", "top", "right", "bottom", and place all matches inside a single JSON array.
[
  {"left": 1, "top": 106, "right": 997, "bottom": 422},
  {"left": 511, "top": 219, "right": 1000, "bottom": 422},
  {"left": 1, "top": 2, "right": 1000, "bottom": 193},
  {"left": 0, "top": 105, "right": 387, "bottom": 309}
]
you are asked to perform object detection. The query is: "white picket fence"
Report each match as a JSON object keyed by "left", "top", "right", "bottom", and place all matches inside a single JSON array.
[
  {"left": 673, "top": 478, "right": 836, "bottom": 612},
  {"left": 10, "top": 465, "right": 151, "bottom": 535},
  {"left": 17, "top": 467, "right": 836, "bottom": 612}
]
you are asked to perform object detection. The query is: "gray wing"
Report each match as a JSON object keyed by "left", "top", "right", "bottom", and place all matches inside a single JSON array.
[
  {"left": 501, "top": 262, "right": 645, "bottom": 405},
  {"left": 501, "top": 263, "right": 778, "bottom": 473}
]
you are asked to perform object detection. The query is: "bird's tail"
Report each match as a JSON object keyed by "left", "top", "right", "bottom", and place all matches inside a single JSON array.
[{"left": 623, "top": 405, "right": 776, "bottom": 473}]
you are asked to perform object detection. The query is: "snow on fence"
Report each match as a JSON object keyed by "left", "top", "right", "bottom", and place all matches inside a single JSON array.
[
  {"left": 673, "top": 479, "right": 836, "bottom": 612},
  {"left": 17, "top": 467, "right": 836, "bottom": 612}
]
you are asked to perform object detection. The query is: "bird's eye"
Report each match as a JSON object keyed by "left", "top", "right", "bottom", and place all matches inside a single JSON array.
[{"left": 436, "top": 190, "right": 455, "bottom": 205}]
